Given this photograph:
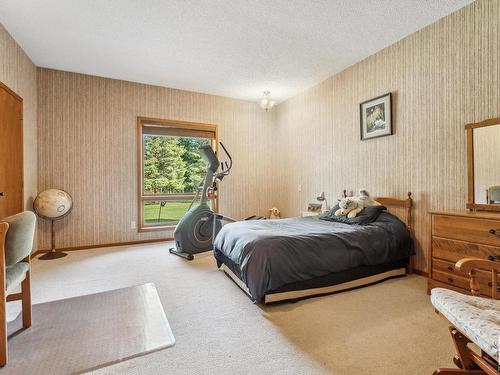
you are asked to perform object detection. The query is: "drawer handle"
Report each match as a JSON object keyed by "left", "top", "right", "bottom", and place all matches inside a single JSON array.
[
  {"left": 487, "top": 281, "right": 500, "bottom": 291},
  {"left": 447, "top": 266, "right": 454, "bottom": 272},
  {"left": 488, "top": 255, "right": 500, "bottom": 262},
  {"left": 447, "top": 277, "right": 454, "bottom": 283},
  {"left": 489, "top": 228, "right": 500, "bottom": 238}
]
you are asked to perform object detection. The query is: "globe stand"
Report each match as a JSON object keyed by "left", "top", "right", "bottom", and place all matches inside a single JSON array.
[{"left": 38, "top": 220, "right": 67, "bottom": 260}]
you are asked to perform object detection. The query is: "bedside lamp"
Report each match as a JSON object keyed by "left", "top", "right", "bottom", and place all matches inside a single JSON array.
[{"left": 317, "top": 192, "right": 330, "bottom": 212}]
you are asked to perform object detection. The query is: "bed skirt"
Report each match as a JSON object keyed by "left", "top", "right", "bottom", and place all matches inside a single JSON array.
[{"left": 219, "top": 256, "right": 409, "bottom": 304}]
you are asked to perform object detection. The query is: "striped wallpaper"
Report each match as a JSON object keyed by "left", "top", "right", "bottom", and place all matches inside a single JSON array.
[
  {"left": 0, "top": 24, "right": 38, "bottom": 212},
  {"left": 37, "top": 69, "right": 277, "bottom": 250},
  {"left": 275, "top": 0, "right": 500, "bottom": 272},
  {"left": 35, "top": 0, "right": 499, "bottom": 272}
]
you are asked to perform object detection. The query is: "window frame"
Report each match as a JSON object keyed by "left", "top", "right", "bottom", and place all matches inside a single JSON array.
[{"left": 137, "top": 116, "right": 219, "bottom": 232}]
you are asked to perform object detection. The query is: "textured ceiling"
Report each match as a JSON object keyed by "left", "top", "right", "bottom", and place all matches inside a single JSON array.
[{"left": 0, "top": 0, "right": 473, "bottom": 102}]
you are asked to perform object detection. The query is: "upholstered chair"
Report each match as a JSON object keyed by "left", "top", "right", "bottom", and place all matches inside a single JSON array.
[
  {"left": 0, "top": 211, "right": 36, "bottom": 367},
  {"left": 431, "top": 257, "right": 499, "bottom": 374}
]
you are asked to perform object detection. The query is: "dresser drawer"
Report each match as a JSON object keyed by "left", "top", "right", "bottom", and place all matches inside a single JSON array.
[
  {"left": 433, "top": 258, "right": 460, "bottom": 274},
  {"left": 432, "top": 215, "right": 500, "bottom": 247},
  {"left": 432, "top": 237, "right": 500, "bottom": 262},
  {"left": 432, "top": 258, "right": 500, "bottom": 295},
  {"left": 432, "top": 269, "right": 470, "bottom": 290}
]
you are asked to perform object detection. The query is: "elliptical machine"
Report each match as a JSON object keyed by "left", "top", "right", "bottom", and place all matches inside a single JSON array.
[{"left": 169, "top": 142, "right": 236, "bottom": 260}]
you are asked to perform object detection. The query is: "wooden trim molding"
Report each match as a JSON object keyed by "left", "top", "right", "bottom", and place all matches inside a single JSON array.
[
  {"left": 466, "top": 127, "right": 474, "bottom": 205},
  {"left": 136, "top": 117, "right": 219, "bottom": 233},
  {"left": 412, "top": 269, "right": 428, "bottom": 278},
  {"left": 465, "top": 117, "right": 500, "bottom": 129},
  {"left": 137, "top": 116, "right": 218, "bottom": 131},
  {"left": 466, "top": 203, "right": 500, "bottom": 212},
  {"left": 465, "top": 118, "right": 500, "bottom": 212},
  {"left": 0, "top": 80, "right": 24, "bottom": 219},
  {"left": 141, "top": 193, "right": 197, "bottom": 201},
  {"left": 0, "top": 80, "right": 23, "bottom": 103}
]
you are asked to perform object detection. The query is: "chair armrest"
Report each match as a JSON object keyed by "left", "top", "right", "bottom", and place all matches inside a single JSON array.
[
  {"left": 0, "top": 222, "right": 8, "bottom": 262},
  {"left": 455, "top": 257, "right": 500, "bottom": 298},
  {"left": 456, "top": 257, "right": 500, "bottom": 274},
  {"left": 0, "top": 222, "right": 8, "bottom": 297}
]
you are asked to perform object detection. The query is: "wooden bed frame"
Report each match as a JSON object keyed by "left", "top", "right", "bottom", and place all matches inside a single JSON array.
[
  {"left": 344, "top": 190, "right": 413, "bottom": 232},
  {"left": 334, "top": 190, "right": 414, "bottom": 271},
  {"left": 374, "top": 191, "right": 414, "bottom": 273},
  {"left": 221, "top": 192, "right": 414, "bottom": 304}
]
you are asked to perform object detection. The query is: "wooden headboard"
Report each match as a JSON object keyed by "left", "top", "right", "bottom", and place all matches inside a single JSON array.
[
  {"left": 342, "top": 190, "right": 413, "bottom": 231},
  {"left": 375, "top": 193, "right": 413, "bottom": 232},
  {"left": 342, "top": 190, "right": 414, "bottom": 273}
]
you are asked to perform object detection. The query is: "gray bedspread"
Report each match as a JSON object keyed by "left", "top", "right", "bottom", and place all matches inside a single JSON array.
[{"left": 213, "top": 212, "right": 413, "bottom": 301}]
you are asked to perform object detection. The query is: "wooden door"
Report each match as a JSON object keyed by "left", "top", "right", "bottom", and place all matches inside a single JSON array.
[{"left": 0, "top": 81, "right": 23, "bottom": 220}]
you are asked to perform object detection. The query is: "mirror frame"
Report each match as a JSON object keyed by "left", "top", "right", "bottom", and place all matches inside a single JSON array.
[{"left": 466, "top": 117, "right": 500, "bottom": 212}]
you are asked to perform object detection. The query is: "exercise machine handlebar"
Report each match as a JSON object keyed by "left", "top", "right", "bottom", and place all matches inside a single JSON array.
[{"left": 215, "top": 141, "right": 232, "bottom": 181}]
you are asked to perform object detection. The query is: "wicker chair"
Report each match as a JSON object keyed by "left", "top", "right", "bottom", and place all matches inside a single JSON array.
[{"left": 431, "top": 257, "right": 499, "bottom": 375}]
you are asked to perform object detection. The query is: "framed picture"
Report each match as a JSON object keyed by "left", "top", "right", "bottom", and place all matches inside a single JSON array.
[
  {"left": 360, "top": 92, "right": 392, "bottom": 140},
  {"left": 307, "top": 203, "right": 322, "bottom": 213}
]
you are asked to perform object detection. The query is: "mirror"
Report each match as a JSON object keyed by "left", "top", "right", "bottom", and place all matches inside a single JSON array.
[
  {"left": 466, "top": 118, "right": 500, "bottom": 211},
  {"left": 474, "top": 125, "right": 500, "bottom": 204}
]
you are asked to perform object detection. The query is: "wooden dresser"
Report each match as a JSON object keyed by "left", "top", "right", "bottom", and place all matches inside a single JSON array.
[{"left": 428, "top": 210, "right": 500, "bottom": 296}]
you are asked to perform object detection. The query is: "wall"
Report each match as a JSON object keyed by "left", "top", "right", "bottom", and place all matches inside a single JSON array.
[
  {"left": 0, "top": 24, "right": 37, "bottom": 211},
  {"left": 37, "top": 69, "right": 277, "bottom": 249},
  {"left": 275, "top": 0, "right": 500, "bottom": 272}
]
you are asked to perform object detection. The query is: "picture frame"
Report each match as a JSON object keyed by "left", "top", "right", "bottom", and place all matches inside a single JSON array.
[
  {"left": 307, "top": 203, "right": 322, "bottom": 213},
  {"left": 359, "top": 92, "right": 392, "bottom": 140}
]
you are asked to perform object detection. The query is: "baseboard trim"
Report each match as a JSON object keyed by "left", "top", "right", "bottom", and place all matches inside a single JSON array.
[
  {"left": 32, "top": 238, "right": 173, "bottom": 258},
  {"left": 31, "top": 240, "right": 430, "bottom": 279},
  {"left": 412, "top": 268, "right": 428, "bottom": 278}
]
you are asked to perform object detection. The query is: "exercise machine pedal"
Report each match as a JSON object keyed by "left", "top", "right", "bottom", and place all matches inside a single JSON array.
[{"left": 169, "top": 247, "right": 194, "bottom": 261}]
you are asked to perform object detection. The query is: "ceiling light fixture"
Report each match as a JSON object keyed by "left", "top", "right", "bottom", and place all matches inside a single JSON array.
[{"left": 259, "top": 91, "right": 275, "bottom": 111}]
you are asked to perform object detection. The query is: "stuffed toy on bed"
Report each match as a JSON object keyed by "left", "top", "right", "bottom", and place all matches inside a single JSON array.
[
  {"left": 268, "top": 207, "right": 281, "bottom": 219},
  {"left": 334, "top": 189, "right": 380, "bottom": 218}
]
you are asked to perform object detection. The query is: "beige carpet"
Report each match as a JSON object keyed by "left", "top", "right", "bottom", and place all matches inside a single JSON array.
[
  {"left": 6, "top": 243, "right": 455, "bottom": 374},
  {"left": 4, "top": 283, "right": 175, "bottom": 374}
]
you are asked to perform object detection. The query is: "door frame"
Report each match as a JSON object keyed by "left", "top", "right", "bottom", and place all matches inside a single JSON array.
[{"left": 0, "top": 80, "right": 24, "bottom": 218}]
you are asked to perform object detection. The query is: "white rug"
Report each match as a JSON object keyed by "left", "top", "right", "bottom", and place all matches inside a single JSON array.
[{"left": 4, "top": 283, "right": 175, "bottom": 374}]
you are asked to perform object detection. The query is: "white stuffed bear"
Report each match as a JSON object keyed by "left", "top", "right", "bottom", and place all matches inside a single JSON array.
[{"left": 334, "top": 189, "right": 380, "bottom": 218}]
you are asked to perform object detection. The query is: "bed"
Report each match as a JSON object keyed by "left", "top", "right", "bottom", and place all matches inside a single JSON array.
[{"left": 213, "top": 192, "right": 414, "bottom": 304}]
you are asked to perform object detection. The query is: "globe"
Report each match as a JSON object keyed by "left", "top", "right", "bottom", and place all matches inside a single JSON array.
[{"left": 33, "top": 189, "right": 73, "bottom": 220}]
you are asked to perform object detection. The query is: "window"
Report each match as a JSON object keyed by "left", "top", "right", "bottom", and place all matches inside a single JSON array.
[{"left": 137, "top": 117, "right": 218, "bottom": 231}]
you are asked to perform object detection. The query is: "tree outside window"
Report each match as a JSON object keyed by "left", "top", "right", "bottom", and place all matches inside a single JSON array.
[{"left": 138, "top": 118, "right": 217, "bottom": 231}]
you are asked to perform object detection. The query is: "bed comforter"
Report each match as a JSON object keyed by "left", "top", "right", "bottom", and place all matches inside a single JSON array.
[{"left": 213, "top": 212, "right": 414, "bottom": 301}]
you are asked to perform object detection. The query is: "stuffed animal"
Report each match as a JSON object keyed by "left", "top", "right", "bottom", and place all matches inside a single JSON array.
[
  {"left": 268, "top": 207, "right": 281, "bottom": 219},
  {"left": 334, "top": 189, "right": 380, "bottom": 218}
]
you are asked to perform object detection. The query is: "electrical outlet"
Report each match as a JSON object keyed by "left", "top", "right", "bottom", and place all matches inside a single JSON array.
[
  {"left": 131, "top": 220, "right": 136, "bottom": 229},
  {"left": 298, "top": 184, "right": 302, "bottom": 192}
]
